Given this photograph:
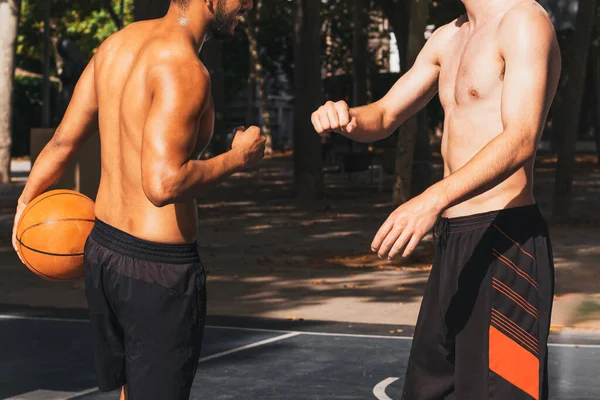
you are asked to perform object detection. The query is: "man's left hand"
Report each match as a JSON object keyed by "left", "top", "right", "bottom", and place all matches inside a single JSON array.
[
  {"left": 12, "top": 199, "right": 27, "bottom": 265},
  {"left": 371, "top": 191, "right": 444, "bottom": 260}
]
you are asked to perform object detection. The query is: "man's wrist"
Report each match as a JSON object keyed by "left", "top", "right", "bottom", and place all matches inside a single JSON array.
[
  {"left": 228, "top": 148, "right": 246, "bottom": 172},
  {"left": 424, "top": 185, "right": 450, "bottom": 215}
]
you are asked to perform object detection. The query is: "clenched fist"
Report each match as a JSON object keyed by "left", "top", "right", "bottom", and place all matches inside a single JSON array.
[
  {"left": 231, "top": 126, "right": 266, "bottom": 168},
  {"left": 311, "top": 101, "right": 358, "bottom": 136}
]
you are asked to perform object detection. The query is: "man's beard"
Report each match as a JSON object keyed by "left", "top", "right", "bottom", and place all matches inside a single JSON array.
[{"left": 209, "top": 0, "right": 236, "bottom": 39}]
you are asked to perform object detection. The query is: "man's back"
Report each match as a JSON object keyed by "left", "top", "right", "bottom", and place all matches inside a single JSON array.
[{"left": 93, "top": 20, "right": 213, "bottom": 244}]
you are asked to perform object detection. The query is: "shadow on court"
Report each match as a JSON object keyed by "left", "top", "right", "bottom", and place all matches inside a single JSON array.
[{"left": 1, "top": 314, "right": 600, "bottom": 400}]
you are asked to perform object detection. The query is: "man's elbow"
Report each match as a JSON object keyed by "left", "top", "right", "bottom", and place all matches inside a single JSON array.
[
  {"left": 48, "top": 133, "right": 79, "bottom": 159},
  {"left": 513, "top": 132, "right": 538, "bottom": 165},
  {"left": 145, "top": 189, "right": 172, "bottom": 208},
  {"left": 142, "top": 170, "right": 180, "bottom": 208},
  {"left": 379, "top": 104, "right": 404, "bottom": 139}
]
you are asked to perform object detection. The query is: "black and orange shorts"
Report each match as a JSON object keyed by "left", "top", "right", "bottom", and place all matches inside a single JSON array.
[
  {"left": 84, "top": 219, "right": 207, "bottom": 399},
  {"left": 402, "top": 205, "right": 554, "bottom": 400}
]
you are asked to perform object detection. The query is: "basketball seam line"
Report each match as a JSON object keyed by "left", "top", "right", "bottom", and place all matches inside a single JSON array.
[
  {"left": 17, "top": 237, "right": 86, "bottom": 257},
  {"left": 18, "top": 241, "right": 78, "bottom": 281},
  {"left": 18, "top": 191, "right": 90, "bottom": 232},
  {"left": 18, "top": 218, "right": 95, "bottom": 242}
]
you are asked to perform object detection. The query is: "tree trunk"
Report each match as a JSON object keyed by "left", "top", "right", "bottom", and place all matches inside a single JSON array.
[
  {"left": 252, "top": 0, "right": 272, "bottom": 154},
  {"left": 42, "top": 0, "right": 51, "bottom": 128},
  {"left": 200, "top": 39, "right": 227, "bottom": 154},
  {"left": 246, "top": 57, "right": 256, "bottom": 127},
  {"left": 0, "top": 0, "right": 21, "bottom": 183},
  {"left": 244, "top": 0, "right": 273, "bottom": 154},
  {"left": 293, "top": 0, "right": 323, "bottom": 199},
  {"left": 594, "top": 50, "right": 600, "bottom": 166},
  {"left": 353, "top": 0, "right": 369, "bottom": 106},
  {"left": 377, "top": 0, "right": 411, "bottom": 72},
  {"left": 134, "top": 0, "right": 169, "bottom": 21},
  {"left": 392, "top": 0, "right": 429, "bottom": 204},
  {"left": 553, "top": 0, "right": 597, "bottom": 219}
]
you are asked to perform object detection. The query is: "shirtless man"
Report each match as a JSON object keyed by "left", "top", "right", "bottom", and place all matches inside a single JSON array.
[
  {"left": 312, "top": 1, "right": 560, "bottom": 399},
  {"left": 12, "top": 0, "right": 262, "bottom": 398}
]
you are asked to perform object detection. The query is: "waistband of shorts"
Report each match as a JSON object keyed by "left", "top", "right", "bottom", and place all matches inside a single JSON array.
[
  {"left": 90, "top": 218, "right": 200, "bottom": 264},
  {"left": 439, "top": 204, "right": 544, "bottom": 233}
]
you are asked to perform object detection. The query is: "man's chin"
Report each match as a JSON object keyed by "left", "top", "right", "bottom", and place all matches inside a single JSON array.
[{"left": 210, "top": 27, "right": 236, "bottom": 40}]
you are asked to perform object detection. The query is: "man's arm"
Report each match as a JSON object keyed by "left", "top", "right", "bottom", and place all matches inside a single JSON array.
[
  {"left": 141, "top": 62, "right": 265, "bottom": 207},
  {"left": 18, "top": 56, "right": 99, "bottom": 205},
  {"left": 311, "top": 23, "right": 453, "bottom": 142},
  {"left": 13, "top": 55, "right": 99, "bottom": 260},
  {"left": 372, "top": 8, "right": 561, "bottom": 259}
]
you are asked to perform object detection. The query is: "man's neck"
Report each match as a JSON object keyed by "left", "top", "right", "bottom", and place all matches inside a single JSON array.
[
  {"left": 163, "top": 2, "right": 212, "bottom": 53},
  {"left": 462, "top": 0, "right": 524, "bottom": 27}
]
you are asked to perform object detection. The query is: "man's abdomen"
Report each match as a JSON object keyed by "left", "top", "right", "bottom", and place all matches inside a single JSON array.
[{"left": 444, "top": 173, "right": 535, "bottom": 218}]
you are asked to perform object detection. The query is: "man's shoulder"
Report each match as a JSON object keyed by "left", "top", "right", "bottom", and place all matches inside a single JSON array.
[
  {"left": 427, "top": 16, "right": 466, "bottom": 49},
  {"left": 498, "top": 1, "right": 556, "bottom": 41},
  {"left": 147, "top": 45, "right": 209, "bottom": 91}
]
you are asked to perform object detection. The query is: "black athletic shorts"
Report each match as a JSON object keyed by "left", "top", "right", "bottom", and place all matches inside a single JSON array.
[
  {"left": 84, "top": 219, "right": 207, "bottom": 399},
  {"left": 402, "top": 205, "right": 554, "bottom": 400}
]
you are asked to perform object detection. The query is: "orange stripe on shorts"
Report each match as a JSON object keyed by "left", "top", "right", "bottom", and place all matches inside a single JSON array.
[{"left": 489, "top": 325, "right": 539, "bottom": 400}]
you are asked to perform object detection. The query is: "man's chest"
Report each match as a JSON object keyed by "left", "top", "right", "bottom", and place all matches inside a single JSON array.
[{"left": 438, "top": 27, "right": 505, "bottom": 108}]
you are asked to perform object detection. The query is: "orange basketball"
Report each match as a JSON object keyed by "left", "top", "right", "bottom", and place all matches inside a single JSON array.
[{"left": 17, "top": 189, "right": 95, "bottom": 281}]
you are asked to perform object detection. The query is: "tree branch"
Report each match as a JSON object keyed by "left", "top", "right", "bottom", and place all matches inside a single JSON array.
[{"left": 103, "top": 0, "right": 122, "bottom": 29}]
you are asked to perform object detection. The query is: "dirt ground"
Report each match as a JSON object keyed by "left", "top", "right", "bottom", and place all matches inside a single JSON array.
[{"left": 0, "top": 152, "right": 599, "bottom": 333}]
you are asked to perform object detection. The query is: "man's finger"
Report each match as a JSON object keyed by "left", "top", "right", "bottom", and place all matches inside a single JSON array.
[
  {"left": 402, "top": 233, "right": 424, "bottom": 259},
  {"left": 316, "top": 111, "right": 330, "bottom": 133},
  {"left": 346, "top": 117, "right": 358, "bottom": 134},
  {"left": 377, "top": 225, "right": 402, "bottom": 259},
  {"left": 312, "top": 113, "right": 324, "bottom": 134},
  {"left": 388, "top": 229, "right": 413, "bottom": 260},
  {"left": 325, "top": 103, "right": 340, "bottom": 132},
  {"left": 335, "top": 102, "right": 350, "bottom": 127},
  {"left": 372, "top": 217, "right": 394, "bottom": 252}
]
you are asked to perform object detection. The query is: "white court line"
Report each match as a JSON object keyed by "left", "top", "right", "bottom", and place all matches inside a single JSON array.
[
  {"left": 198, "top": 332, "right": 301, "bottom": 363},
  {"left": 207, "top": 325, "right": 414, "bottom": 341},
  {"left": 373, "top": 377, "right": 400, "bottom": 400},
  {"left": 5, "top": 388, "right": 98, "bottom": 400},
  {"left": 3, "top": 314, "right": 600, "bottom": 348},
  {"left": 0, "top": 315, "right": 88, "bottom": 324},
  {"left": 61, "top": 332, "right": 301, "bottom": 399}
]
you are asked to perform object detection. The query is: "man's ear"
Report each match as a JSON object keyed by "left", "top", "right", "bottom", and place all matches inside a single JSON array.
[{"left": 204, "top": 0, "right": 216, "bottom": 14}]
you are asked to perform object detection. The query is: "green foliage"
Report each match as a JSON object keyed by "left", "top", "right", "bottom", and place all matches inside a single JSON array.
[{"left": 17, "top": 0, "right": 134, "bottom": 73}]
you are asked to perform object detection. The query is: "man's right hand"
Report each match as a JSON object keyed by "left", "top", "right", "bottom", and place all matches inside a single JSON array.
[
  {"left": 311, "top": 101, "right": 358, "bottom": 136},
  {"left": 231, "top": 126, "right": 266, "bottom": 168},
  {"left": 12, "top": 198, "right": 27, "bottom": 265}
]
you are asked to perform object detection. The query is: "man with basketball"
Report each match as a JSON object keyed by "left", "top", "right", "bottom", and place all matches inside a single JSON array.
[
  {"left": 13, "top": 0, "right": 261, "bottom": 399},
  {"left": 312, "top": 0, "right": 560, "bottom": 399}
]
